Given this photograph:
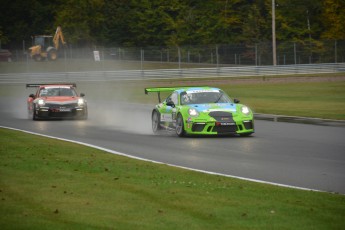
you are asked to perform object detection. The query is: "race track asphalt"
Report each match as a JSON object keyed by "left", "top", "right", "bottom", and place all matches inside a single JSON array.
[{"left": 1, "top": 83, "right": 344, "bottom": 194}]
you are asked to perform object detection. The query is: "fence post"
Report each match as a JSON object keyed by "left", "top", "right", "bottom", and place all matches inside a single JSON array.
[
  {"left": 216, "top": 45, "right": 219, "bottom": 68},
  {"left": 167, "top": 49, "right": 169, "bottom": 62},
  {"left": 294, "top": 42, "right": 297, "bottom": 65},
  {"left": 255, "top": 44, "right": 258, "bottom": 66},
  {"left": 64, "top": 46, "right": 67, "bottom": 72},
  {"left": 26, "top": 52, "right": 29, "bottom": 73},
  {"left": 178, "top": 47, "right": 181, "bottom": 69},
  {"left": 141, "top": 49, "right": 144, "bottom": 70},
  {"left": 335, "top": 40, "right": 337, "bottom": 63}
]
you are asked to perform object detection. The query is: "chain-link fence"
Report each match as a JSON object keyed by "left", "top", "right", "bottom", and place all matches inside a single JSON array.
[{"left": 2, "top": 40, "right": 344, "bottom": 73}]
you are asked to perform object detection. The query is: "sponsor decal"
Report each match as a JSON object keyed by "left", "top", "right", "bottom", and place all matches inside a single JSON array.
[
  {"left": 205, "top": 108, "right": 236, "bottom": 112},
  {"left": 186, "top": 89, "right": 219, "bottom": 93},
  {"left": 216, "top": 122, "right": 235, "bottom": 126},
  {"left": 161, "top": 114, "right": 172, "bottom": 122},
  {"left": 58, "top": 108, "right": 71, "bottom": 112},
  {"left": 51, "top": 107, "right": 71, "bottom": 112}
]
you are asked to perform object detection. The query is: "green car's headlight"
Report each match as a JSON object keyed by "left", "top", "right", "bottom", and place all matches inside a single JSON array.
[
  {"left": 188, "top": 108, "right": 199, "bottom": 117},
  {"left": 37, "top": 99, "right": 45, "bottom": 106},
  {"left": 241, "top": 106, "right": 250, "bottom": 115}
]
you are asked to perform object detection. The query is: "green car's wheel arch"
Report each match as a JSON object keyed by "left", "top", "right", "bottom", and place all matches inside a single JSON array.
[
  {"left": 152, "top": 110, "right": 161, "bottom": 134},
  {"left": 176, "top": 113, "right": 186, "bottom": 137}
]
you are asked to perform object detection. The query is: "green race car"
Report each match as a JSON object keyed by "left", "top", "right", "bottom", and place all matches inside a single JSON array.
[{"left": 145, "top": 86, "right": 254, "bottom": 137}]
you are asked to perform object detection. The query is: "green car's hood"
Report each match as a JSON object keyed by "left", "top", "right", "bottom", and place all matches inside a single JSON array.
[{"left": 187, "top": 103, "right": 237, "bottom": 113}]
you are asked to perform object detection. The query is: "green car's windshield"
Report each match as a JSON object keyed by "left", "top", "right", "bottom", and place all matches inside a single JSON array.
[{"left": 180, "top": 91, "right": 232, "bottom": 105}]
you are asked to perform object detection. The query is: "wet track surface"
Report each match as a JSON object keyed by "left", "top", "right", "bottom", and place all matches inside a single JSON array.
[{"left": 1, "top": 84, "right": 345, "bottom": 194}]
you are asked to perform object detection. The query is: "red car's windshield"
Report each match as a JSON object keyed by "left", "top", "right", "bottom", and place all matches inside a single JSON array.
[{"left": 39, "top": 87, "right": 77, "bottom": 97}]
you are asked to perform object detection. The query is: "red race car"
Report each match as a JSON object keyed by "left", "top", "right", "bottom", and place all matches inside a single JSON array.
[{"left": 27, "top": 83, "right": 88, "bottom": 120}]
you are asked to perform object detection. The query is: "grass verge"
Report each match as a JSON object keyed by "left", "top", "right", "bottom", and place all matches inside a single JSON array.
[
  {"left": 1, "top": 128, "right": 344, "bottom": 229},
  {"left": 77, "top": 74, "right": 345, "bottom": 120}
]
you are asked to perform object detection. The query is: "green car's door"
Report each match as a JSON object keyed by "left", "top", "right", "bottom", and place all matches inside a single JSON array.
[{"left": 159, "top": 92, "right": 178, "bottom": 127}]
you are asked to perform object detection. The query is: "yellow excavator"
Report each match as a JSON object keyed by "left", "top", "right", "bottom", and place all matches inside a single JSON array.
[{"left": 29, "top": 26, "right": 66, "bottom": 61}]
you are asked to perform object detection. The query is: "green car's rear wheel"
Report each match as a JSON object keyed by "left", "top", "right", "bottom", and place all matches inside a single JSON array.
[
  {"left": 176, "top": 113, "right": 185, "bottom": 137},
  {"left": 152, "top": 110, "right": 161, "bottom": 134}
]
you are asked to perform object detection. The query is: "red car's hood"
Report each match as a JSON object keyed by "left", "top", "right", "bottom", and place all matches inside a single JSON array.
[{"left": 40, "top": 96, "right": 79, "bottom": 103}]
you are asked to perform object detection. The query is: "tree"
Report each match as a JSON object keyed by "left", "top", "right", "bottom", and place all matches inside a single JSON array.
[
  {"left": 321, "top": 0, "right": 345, "bottom": 40},
  {"left": 240, "top": 0, "right": 271, "bottom": 44},
  {"left": 0, "top": 0, "right": 59, "bottom": 48},
  {"left": 1, "top": 0, "right": 344, "bottom": 49},
  {"left": 274, "top": 0, "right": 323, "bottom": 42},
  {"left": 55, "top": 0, "right": 105, "bottom": 46}
]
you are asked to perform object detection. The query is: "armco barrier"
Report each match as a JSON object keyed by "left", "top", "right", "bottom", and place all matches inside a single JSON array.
[{"left": 0, "top": 63, "right": 344, "bottom": 84}]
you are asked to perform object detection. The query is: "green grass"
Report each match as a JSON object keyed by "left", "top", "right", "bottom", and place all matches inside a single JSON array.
[
  {"left": 75, "top": 74, "right": 345, "bottom": 120},
  {"left": 1, "top": 128, "right": 345, "bottom": 229},
  {"left": 218, "top": 81, "right": 345, "bottom": 120}
]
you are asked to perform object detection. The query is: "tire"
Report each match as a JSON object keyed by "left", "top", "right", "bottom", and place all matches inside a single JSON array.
[
  {"left": 239, "top": 132, "right": 253, "bottom": 137},
  {"left": 34, "top": 55, "right": 43, "bottom": 62},
  {"left": 152, "top": 110, "right": 161, "bottom": 134},
  {"left": 175, "top": 113, "right": 185, "bottom": 137},
  {"left": 32, "top": 104, "right": 38, "bottom": 120},
  {"left": 48, "top": 49, "right": 58, "bottom": 61},
  {"left": 80, "top": 109, "right": 88, "bottom": 120},
  {"left": 27, "top": 103, "right": 32, "bottom": 119}
]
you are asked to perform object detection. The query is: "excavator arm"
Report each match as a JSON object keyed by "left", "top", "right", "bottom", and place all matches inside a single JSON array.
[{"left": 53, "top": 26, "right": 66, "bottom": 50}]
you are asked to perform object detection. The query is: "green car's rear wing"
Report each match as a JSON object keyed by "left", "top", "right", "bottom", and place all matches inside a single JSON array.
[
  {"left": 145, "top": 86, "right": 211, "bottom": 102},
  {"left": 145, "top": 87, "right": 180, "bottom": 103}
]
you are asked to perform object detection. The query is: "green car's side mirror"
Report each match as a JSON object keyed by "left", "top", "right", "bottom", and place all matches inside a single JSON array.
[{"left": 166, "top": 100, "right": 175, "bottom": 108}]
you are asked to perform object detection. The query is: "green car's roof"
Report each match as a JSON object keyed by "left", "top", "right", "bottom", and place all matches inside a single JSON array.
[{"left": 145, "top": 86, "right": 220, "bottom": 94}]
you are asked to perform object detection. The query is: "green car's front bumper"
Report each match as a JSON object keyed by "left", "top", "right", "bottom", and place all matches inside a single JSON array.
[{"left": 182, "top": 113, "right": 254, "bottom": 136}]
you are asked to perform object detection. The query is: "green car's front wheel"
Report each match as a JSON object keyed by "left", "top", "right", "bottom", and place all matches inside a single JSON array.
[
  {"left": 176, "top": 113, "right": 186, "bottom": 137},
  {"left": 152, "top": 110, "right": 161, "bottom": 134}
]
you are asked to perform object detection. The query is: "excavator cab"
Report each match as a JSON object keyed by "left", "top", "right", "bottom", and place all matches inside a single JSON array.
[
  {"left": 29, "top": 26, "right": 65, "bottom": 61},
  {"left": 34, "top": 36, "right": 53, "bottom": 50}
]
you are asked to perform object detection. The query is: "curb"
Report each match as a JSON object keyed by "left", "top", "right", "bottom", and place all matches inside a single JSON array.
[{"left": 254, "top": 113, "right": 345, "bottom": 127}]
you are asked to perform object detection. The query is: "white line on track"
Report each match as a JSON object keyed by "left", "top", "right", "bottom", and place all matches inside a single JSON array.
[{"left": 1, "top": 125, "right": 324, "bottom": 193}]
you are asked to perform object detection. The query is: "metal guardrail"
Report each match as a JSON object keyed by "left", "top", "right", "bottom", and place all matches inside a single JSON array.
[
  {"left": 0, "top": 63, "right": 344, "bottom": 84},
  {"left": 255, "top": 113, "right": 345, "bottom": 127}
]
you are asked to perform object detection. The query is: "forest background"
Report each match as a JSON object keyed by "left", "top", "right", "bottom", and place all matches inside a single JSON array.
[{"left": 0, "top": 0, "right": 344, "bottom": 49}]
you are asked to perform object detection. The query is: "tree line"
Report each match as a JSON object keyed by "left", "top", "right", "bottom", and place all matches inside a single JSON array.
[{"left": 0, "top": 0, "right": 344, "bottom": 49}]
